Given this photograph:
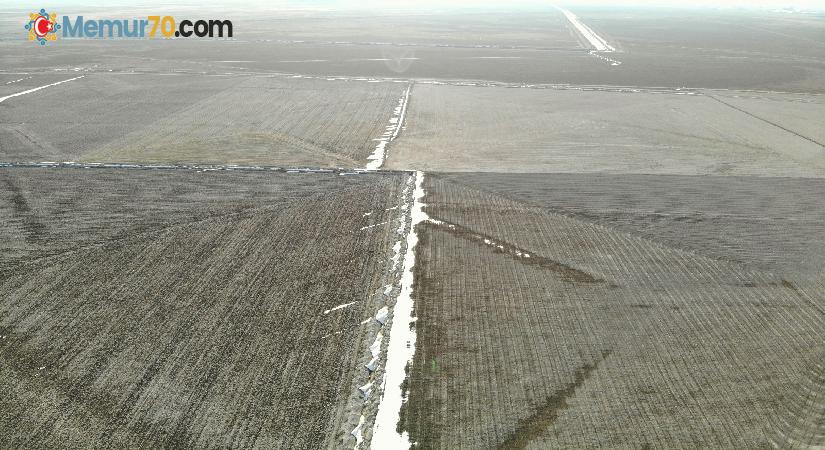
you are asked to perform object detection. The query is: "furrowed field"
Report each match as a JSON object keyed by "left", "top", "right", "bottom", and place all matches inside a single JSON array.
[
  {"left": 1, "top": 4, "right": 824, "bottom": 448},
  {"left": 401, "top": 173, "right": 825, "bottom": 448},
  {"left": 0, "top": 167, "right": 410, "bottom": 448},
  {"left": 385, "top": 83, "right": 825, "bottom": 176},
  {"left": 1, "top": 74, "right": 405, "bottom": 168}
]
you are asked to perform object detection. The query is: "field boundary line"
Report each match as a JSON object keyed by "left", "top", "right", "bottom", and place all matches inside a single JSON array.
[
  {"left": 706, "top": 94, "right": 825, "bottom": 148},
  {"left": 0, "top": 76, "right": 85, "bottom": 104},
  {"left": 0, "top": 162, "right": 412, "bottom": 176},
  {"left": 5, "top": 69, "right": 825, "bottom": 97}
]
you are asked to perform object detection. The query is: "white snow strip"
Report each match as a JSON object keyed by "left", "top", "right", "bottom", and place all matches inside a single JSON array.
[
  {"left": 323, "top": 301, "right": 358, "bottom": 315},
  {"left": 348, "top": 58, "right": 420, "bottom": 62},
  {"left": 433, "top": 219, "right": 533, "bottom": 259},
  {"left": 556, "top": 7, "right": 615, "bottom": 52},
  {"left": 0, "top": 76, "right": 84, "bottom": 104},
  {"left": 5, "top": 76, "right": 32, "bottom": 84},
  {"left": 360, "top": 221, "right": 388, "bottom": 231},
  {"left": 390, "top": 87, "right": 411, "bottom": 142},
  {"left": 371, "top": 171, "right": 427, "bottom": 449},
  {"left": 365, "top": 84, "right": 412, "bottom": 170}
]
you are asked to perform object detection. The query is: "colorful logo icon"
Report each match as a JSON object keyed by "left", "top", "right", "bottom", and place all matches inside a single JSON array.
[{"left": 25, "top": 9, "right": 60, "bottom": 45}]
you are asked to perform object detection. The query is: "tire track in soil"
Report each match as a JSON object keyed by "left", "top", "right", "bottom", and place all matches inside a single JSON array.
[
  {"left": 424, "top": 219, "right": 606, "bottom": 284},
  {"left": 1, "top": 175, "right": 46, "bottom": 243},
  {"left": 496, "top": 349, "right": 613, "bottom": 450}
]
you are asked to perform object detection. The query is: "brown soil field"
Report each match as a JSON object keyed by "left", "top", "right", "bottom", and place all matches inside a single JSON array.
[
  {"left": 4, "top": 7, "right": 824, "bottom": 92},
  {"left": 431, "top": 172, "right": 825, "bottom": 279},
  {"left": 0, "top": 74, "right": 403, "bottom": 167},
  {"left": 400, "top": 173, "right": 825, "bottom": 448},
  {"left": 2, "top": 5, "right": 824, "bottom": 448},
  {"left": 0, "top": 167, "right": 410, "bottom": 448},
  {"left": 384, "top": 83, "right": 825, "bottom": 176}
]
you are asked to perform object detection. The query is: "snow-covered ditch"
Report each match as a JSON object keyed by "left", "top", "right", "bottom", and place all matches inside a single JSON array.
[{"left": 365, "top": 84, "right": 412, "bottom": 170}]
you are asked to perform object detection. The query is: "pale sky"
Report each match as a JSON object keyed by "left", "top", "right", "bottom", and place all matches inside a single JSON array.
[
  {"left": 3, "top": 0, "right": 824, "bottom": 12},
  {"left": 7, "top": 0, "right": 825, "bottom": 7}
]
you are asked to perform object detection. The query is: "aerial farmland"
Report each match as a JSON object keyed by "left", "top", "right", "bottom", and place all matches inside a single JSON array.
[{"left": 0, "top": 1, "right": 823, "bottom": 449}]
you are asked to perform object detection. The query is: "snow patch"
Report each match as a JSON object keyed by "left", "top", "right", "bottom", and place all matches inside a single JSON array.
[
  {"left": 374, "top": 306, "right": 389, "bottom": 325},
  {"left": 360, "top": 221, "right": 388, "bottom": 231},
  {"left": 5, "top": 76, "right": 32, "bottom": 85},
  {"left": 323, "top": 301, "right": 358, "bottom": 315},
  {"left": 359, "top": 381, "right": 374, "bottom": 399},
  {"left": 365, "top": 356, "right": 379, "bottom": 373},
  {"left": 352, "top": 415, "right": 366, "bottom": 448},
  {"left": 370, "top": 332, "right": 384, "bottom": 357}
]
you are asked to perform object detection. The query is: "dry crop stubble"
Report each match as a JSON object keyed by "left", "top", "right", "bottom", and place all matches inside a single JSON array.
[
  {"left": 401, "top": 174, "right": 825, "bottom": 448},
  {"left": 430, "top": 172, "right": 825, "bottom": 279},
  {"left": 385, "top": 83, "right": 825, "bottom": 176},
  {"left": 0, "top": 73, "right": 405, "bottom": 168},
  {"left": 82, "top": 77, "right": 405, "bottom": 166},
  {"left": 0, "top": 168, "right": 409, "bottom": 448}
]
